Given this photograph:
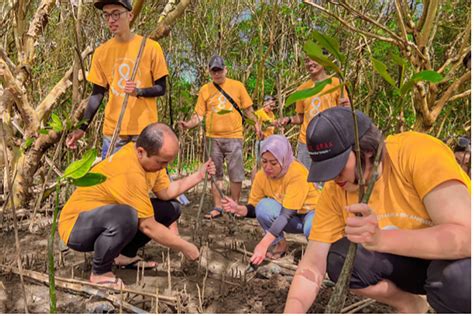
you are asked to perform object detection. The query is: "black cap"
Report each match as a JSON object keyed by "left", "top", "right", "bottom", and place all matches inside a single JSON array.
[
  {"left": 208, "top": 55, "right": 225, "bottom": 70},
  {"left": 306, "top": 107, "right": 372, "bottom": 183},
  {"left": 94, "top": 0, "right": 132, "bottom": 11}
]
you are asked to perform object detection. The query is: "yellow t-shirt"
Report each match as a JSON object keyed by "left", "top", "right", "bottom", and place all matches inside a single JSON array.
[
  {"left": 295, "top": 77, "right": 346, "bottom": 144},
  {"left": 249, "top": 160, "right": 321, "bottom": 213},
  {"left": 87, "top": 35, "right": 169, "bottom": 136},
  {"left": 255, "top": 108, "right": 275, "bottom": 139},
  {"left": 194, "top": 78, "right": 253, "bottom": 139},
  {"left": 58, "top": 143, "right": 170, "bottom": 243},
  {"left": 309, "top": 132, "right": 471, "bottom": 243}
]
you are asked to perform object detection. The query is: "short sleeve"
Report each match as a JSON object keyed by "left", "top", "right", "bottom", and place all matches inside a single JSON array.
[
  {"left": 238, "top": 82, "right": 253, "bottom": 109},
  {"left": 87, "top": 47, "right": 108, "bottom": 88},
  {"left": 194, "top": 86, "right": 207, "bottom": 117},
  {"left": 150, "top": 40, "right": 169, "bottom": 80},
  {"left": 107, "top": 172, "right": 154, "bottom": 218},
  {"left": 248, "top": 171, "right": 266, "bottom": 206},
  {"left": 308, "top": 182, "right": 346, "bottom": 243},
  {"left": 398, "top": 134, "right": 471, "bottom": 199}
]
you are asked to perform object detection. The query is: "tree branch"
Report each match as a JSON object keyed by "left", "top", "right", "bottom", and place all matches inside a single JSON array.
[
  {"left": 36, "top": 46, "right": 93, "bottom": 121},
  {"left": 416, "top": 0, "right": 439, "bottom": 48},
  {"left": 130, "top": 0, "right": 145, "bottom": 27},
  {"left": 151, "top": 0, "right": 194, "bottom": 40},
  {"left": 448, "top": 90, "right": 470, "bottom": 103}
]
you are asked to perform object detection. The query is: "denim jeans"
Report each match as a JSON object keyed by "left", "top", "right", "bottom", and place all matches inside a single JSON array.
[
  {"left": 101, "top": 135, "right": 138, "bottom": 159},
  {"left": 255, "top": 198, "right": 314, "bottom": 245}
]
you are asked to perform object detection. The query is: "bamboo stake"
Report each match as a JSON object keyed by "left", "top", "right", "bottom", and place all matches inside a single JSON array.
[
  {"left": 105, "top": 36, "right": 148, "bottom": 158},
  {"left": 325, "top": 135, "right": 384, "bottom": 313},
  {"left": 0, "top": 119, "right": 29, "bottom": 313}
]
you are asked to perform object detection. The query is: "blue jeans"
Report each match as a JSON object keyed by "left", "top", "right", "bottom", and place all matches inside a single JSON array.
[
  {"left": 255, "top": 198, "right": 314, "bottom": 245},
  {"left": 101, "top": 135, "right": 138, "bottom": 159}
]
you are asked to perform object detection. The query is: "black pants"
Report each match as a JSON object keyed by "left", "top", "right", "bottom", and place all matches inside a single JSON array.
[
  {"left": 67, "top": 198, "right": 180, "bottom": 275},
  {"left": 327, "top": 238, "right": 471, "bottom": 313}
]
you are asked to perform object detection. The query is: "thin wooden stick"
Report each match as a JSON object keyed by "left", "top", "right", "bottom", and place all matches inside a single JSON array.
[
  {"left": 341, "top": 298, "right": 375, "bottom": 314},
  {"left": 105, "top": 36, "right": 148, "bottom": 158},
  {"left": 0, "top": 119, "right": 29, "bottom": 313}
]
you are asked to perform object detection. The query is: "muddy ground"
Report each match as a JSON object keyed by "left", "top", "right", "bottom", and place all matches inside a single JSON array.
[{"left": 0, "top": 183, "right": 394, "bottom": 313}]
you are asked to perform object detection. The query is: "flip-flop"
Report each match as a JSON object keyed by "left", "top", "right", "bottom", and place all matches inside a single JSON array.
[
  {"left": 204, "top": 207, "right": 224, "bottom": 220},
  {"left": 119, "top": 259, "right": 159, "bottom": 270}
]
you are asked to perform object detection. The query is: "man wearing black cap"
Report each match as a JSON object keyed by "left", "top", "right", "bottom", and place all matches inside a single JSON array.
[
  {"left": 66, "top": 0, "right": 169, "bottom": 159},
  {"left": 285, "top": 107, "right": 471, "bottom": 313},
  {"left": 179, "top": 55, "right": 260, "bottom": 219}
]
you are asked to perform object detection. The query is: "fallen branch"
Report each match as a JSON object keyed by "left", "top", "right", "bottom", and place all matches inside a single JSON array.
[
  {"left": 341, "top": 298, "right": 375, "bottom": 314},
  {"left": 0, "top": 264, "right": 178, "bottom": 305}
]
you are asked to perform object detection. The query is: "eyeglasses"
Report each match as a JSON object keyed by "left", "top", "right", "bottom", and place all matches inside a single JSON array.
[{"left": 102, "top": 10, "right": 128, "bottom": 22}]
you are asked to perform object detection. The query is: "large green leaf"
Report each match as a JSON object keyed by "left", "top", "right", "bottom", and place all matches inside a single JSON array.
[
  {"left": 371, "top": 57, "right": 397, "bottom": 89},
  {"left": 390, "top": 52, "right": 407, "bottom": 67},
  {"left": 318, "top": 82, "right": 344, "bottom": 98},
  {"left": 311, "top": 31, "right": 346, "bottom": 63},
  {"left": 49, "top": 113, "right": 63, "bottom": 133},
  {"left": 72, "top": 172, "right": 107, "bottom": 187},
  {"left": 303, "top": 41, "right": 342, "bottom": 76},
  {"left": 62, "top": 149, "right": 98, "bottom": 180},
  {"left": 285, "top": 78, "right": 332, "bottom": 106},
  {"left": 400, "top": 70, "right": 443, "bottom": 95}
]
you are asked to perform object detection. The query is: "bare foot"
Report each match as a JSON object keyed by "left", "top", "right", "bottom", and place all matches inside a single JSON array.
[
  {"left": 396, "top": 294, "right": 429, "bottom": 313},
  {"left": 266, "top": 239, "right": 288, "bottom": 260},
  {"left": 90, "top": 272, "right": 124, "bottom": 290}
]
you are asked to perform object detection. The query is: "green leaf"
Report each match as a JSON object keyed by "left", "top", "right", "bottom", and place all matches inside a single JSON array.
[
  {"left": 49, "top": 113, "right": 63, "bottom": 133},
  {"left": 285, "top": 78, "right": 332, "bottom": 106},
  {"left": 400, "top": 70, "right": 443, "bottom": 95},
  {"left": 318, "top": 82, "right": 344, "bottom": 98},
  {"left": 390, "top": 52, "right": 407, "bottom": 67},
  {"left": 371, "top": 57, "right": 397, "bottom": 89},
  {"left": 216, "top": 109, "right": 233, "bottom": 115},
  {"left": 62, "top": 149, "right": 98, "bottom": 180},
  {"left": 311, "top": 31, "right": 346, "bottom": 63},
  {"left": 245, "top": 118, "right": 256, "bottom": 126},
  {"left": 303, "top": 41, "right": 342, "bottom": 76},
  {"left": 72, "top": 172, "right": 107, "bottom": 187},
  {"left": 22, "top": 137, "right": 34, "bottom": 150},
  {"left": 39, "top": 128, "right": 50, "bottom": 135}
]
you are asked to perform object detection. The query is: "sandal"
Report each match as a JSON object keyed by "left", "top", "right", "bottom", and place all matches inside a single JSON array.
[
  {"left": 266, "top": 239, "right": 287, "bottom": 260},
  {"left": 204, "top": 207, "right": 224, "bottom": 220},
  {"left": 114, "top": 256, "right": 158, "bottom": 270}
]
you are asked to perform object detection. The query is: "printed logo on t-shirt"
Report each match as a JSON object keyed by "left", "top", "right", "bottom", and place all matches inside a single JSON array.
[
  {"left": 210, "top": 93, "right": 230, "bottom": 113},
  {"left": 306, "top": 96, "right": 321, "bottom": 120},
  {"left": 111, "top": 57, "right": 142, "bottom": 97}
]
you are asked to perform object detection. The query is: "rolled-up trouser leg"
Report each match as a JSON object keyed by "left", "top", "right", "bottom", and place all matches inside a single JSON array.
[
  {"left": 425, "top": 259, "right": 471, "bottom": 313},
  {"left": 120, "top": 198, "right": 181, "bottom": 258},
  {"left": 327, "top": 238, "right": 430, "bottom": 294},
  {"left": 67, "top": 204, "right": 138, "bottom": 275}
]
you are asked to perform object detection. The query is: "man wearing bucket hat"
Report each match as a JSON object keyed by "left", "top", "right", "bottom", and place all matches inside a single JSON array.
[
  {"left": 66, "top": 0, "right": 169, "bottom": 159},
  {"left": 285, "top": 107, "right": 471, "bottom": 313}
]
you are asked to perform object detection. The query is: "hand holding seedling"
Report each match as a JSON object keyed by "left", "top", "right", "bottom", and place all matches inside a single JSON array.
[{"left": 345, "top": 203, "right": 380, "bottom": 251}]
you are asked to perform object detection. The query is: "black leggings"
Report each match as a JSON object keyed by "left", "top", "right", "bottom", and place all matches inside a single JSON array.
[
  {"left": 67, "top": 199, "right": 180, "bottom": 275},
  {"left": 327, "top": 238, "right": 471, "bottom": 313}
]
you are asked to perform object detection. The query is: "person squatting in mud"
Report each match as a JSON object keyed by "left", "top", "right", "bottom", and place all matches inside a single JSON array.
[
  {"left": 284, "top": 107, "right": 471, "bottom": 313},
  {"left": 59, "top": 123, "right": 215, "bottom": 289},
  {"left": 221, "top": 135, "right": 320, "bottom": 264}
]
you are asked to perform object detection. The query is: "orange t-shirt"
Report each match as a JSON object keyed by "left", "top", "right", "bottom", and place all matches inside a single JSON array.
[
  {"left": 194, "top": 78, "right": 253, "bottom": 139},
  {"left": 58, "top": 143, "right": 170, "bottom": 243},
  {"left": 249, "top": 160, "right": 321, "bottom": 214},
  {"left": 309, "top": 132, "right": 471, "bottom": 243},
  {"left": 255, "top": 108, "right": 275, "bottom": 139},
  {"left": 87, "top": 35, "right": 169, "bottom": 136},
  {"left": 295, "top": 77, "right": 347, "bottom": 144}
]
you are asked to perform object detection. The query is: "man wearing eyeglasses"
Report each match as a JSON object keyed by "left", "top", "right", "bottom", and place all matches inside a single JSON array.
[{"left": 66, "top": 0, "right": 169, "bottom": 159}]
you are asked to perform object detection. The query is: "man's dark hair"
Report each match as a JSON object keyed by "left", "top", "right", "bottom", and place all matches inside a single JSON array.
[
  {"left": 352, "top": 123, "right": 386, "bottom": 176},
  {"left": 136, "top": 123, "right": 175, "bottom": 156}
]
